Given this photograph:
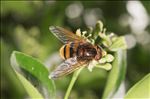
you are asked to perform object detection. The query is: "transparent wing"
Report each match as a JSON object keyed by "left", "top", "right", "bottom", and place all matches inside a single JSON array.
[
  {"left": 49, "top": 57, "right": 88, "bottom": 79},
  {"left": 49, "top": 26, "right": 84, "bottom": 43}
]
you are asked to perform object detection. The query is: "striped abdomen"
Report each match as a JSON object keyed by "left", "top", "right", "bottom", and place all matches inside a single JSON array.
[{"left": 59, "top": 42, "right": 78, "bottom": 59}]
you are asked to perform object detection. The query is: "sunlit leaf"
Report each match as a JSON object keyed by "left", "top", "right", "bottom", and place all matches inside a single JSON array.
[
  {"left": 15, "top": 71, "right": 44, "bottom": 99},
  {"left": 124, "top": 73, "right": 150, "bottom": 99},
  {"left": 10, "top": 51, "right": 55, "bottom": 98},
  {"left": 102, "top": 50, "right": 127, "bottom": 99}
]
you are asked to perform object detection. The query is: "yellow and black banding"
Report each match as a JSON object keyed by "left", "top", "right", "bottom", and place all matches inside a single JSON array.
[
  {"left": 59, "top": 42, "right": 79, "bottom": 59},
  {"left": 65, "top": 44, "right": 70, "bottom": 59},
  {"left": 59, "top": 45, "right": 65, "bottom": 59},
  {"left": 63, "top": 45, "right": 67, "bottom": 59},
  {"left": 70, "top": 42, "right": 74, "bottom": 57}
]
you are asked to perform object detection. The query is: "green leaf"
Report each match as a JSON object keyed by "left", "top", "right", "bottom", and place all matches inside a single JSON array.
[
  {"left": 109, "top": 36, "right": 127, "bottom": 51},
  {"left": 124, "top": 73, "right": 150, "bottom": 99},
  {"left": 15, "top": 71, "right": 44, "bottom": 99},
  {"left": 102, "top": 50, "right": 127, "bottom": 99},
  {"left": 10, "top": 51, "right": 55, "bottom": 98}
]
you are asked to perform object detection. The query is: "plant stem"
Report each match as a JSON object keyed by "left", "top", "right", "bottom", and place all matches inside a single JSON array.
[{"left": 64, "top": 67, "right": 84, "bottom": 99}]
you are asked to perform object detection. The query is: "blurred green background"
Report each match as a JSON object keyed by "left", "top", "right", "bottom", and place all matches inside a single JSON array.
[{"left": 1, "top": 1, "right": 150, "bottom": 99}]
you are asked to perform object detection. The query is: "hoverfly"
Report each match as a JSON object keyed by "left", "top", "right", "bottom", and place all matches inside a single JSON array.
[{"left": 49, "top": 26, "right": 102, "bottom": 79}]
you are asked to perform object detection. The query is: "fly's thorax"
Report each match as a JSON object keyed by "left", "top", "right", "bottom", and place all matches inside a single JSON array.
[{"left": 76, "top": 42, "right": 97, "bottom": 60}]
